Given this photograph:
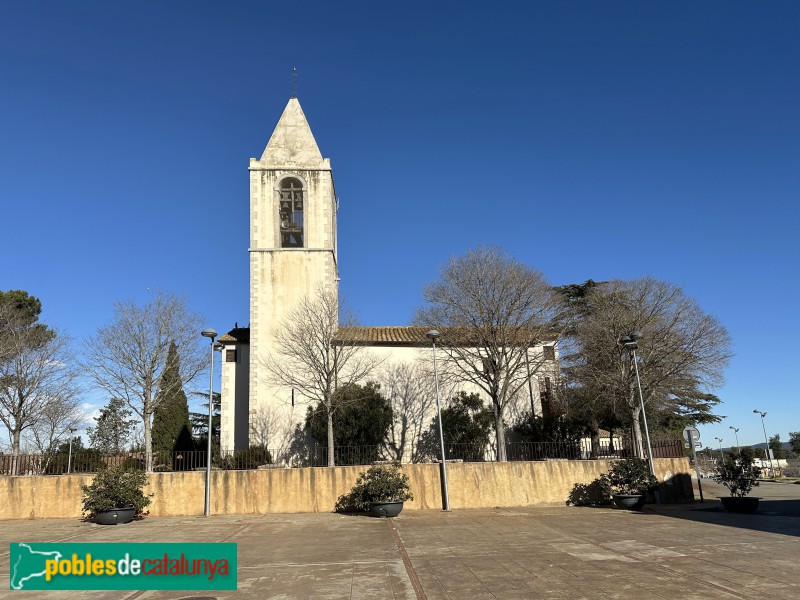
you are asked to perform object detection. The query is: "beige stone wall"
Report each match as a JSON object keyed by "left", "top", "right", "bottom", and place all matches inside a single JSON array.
[{"left": 0, "top": 458, "right": 692, "bottom": 520}]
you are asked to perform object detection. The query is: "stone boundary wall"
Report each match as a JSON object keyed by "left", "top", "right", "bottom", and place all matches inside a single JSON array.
[{"left": 0, "top": 458, "right": 693, "bottom": 520}]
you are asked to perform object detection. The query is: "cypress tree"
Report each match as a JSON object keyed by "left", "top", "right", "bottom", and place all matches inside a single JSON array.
[{"left": 151, "top": 341, "right": 193, "bottom": 457}]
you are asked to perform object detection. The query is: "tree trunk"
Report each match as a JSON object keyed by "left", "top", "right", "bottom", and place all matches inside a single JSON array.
[
  {"left": 11, "top": 427, "right": 21, "bottom": 456},
  {"left": 326, "top": 405, "right": 335, "bottom": 467},
  {"left": 631, "top": 405, "right": 645, "bottom": 460},
  {"left": 144, "top": 410, "right": 153, "bottom": 472},
  {"left": 494, "top": 406, "right": 507, "bottom": 462},
  {"left": 11, "top": 428, "right": 21, "bottom": 475}
]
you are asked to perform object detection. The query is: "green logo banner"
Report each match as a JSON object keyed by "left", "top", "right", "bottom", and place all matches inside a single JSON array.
[{"left": 9, "top": 542, "right": 237, "bottom": 590}]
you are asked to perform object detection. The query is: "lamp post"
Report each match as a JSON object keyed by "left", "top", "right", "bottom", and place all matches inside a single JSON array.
[
  {"left": 715, "top": 437, "right": 724, "bottom": 463},
  {"left": 729, "top": 426, "right": 740, "bottom": 455},
  {"left": 618, "top": 332, "right": 655, "bottom": 477},
  {"left": 426, "top": 329, "right": 450, "bottom": 511},
  {"left": 753, "top": 409, "right": 774, "bottom": 477},
  {"left": 201, "top": 327, "right": 217, "bottom": 517},
  {"left": 66, "top": 427, "right": 78, "bottom": 474}
]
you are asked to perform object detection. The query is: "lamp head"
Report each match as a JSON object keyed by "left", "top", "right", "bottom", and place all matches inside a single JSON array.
[
  {"left": 426, "top": 329, "right": 440, "bottom": 341},
  {"left": 201, "top": 328, "right": 217, "bottom": 340},
  {"left": 629, "top": 331, "right": 643, "bottom": 341}
]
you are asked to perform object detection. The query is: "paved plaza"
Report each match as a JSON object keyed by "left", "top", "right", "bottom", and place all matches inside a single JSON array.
[{"left": 1, "top": 481, "right": 798, "bottom": 599}]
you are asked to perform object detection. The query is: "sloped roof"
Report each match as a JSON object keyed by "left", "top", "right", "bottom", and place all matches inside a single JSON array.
[
  {"left": 259, "top": 98, "right": 325, "bottom": 168},
  {"left": 333, "top": 326, "right": 557, "bottom": 347},
  {"left": 218, "top": 327, "right": 250, "bottom": 344},
  {"left": 216, "top": 325, "right": 556, "bottom": 347},
  {"left": 334, "top": 326, "right": 433, "bottom": 346}
]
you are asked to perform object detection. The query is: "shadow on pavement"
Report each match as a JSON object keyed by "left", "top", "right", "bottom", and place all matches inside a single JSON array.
[{"left": 642, "top": 489, "right": 800, "bottom": 538}]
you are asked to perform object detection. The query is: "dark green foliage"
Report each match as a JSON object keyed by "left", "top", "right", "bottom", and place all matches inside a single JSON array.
[
  {"left": 190, "top": 391, "right": 221, "bottom": 453},
  {"left": 81, "top": 466, "right": 152, "bottom": 517},
  {"left": 218, "top": 446, "right": 273, "bottom": 470},
  {"left": 45, "top": 437, "right": 105, "bottom": 474},
  {"left": 749, "top": 446, "right": 767, "bottom": 459},
  {"left": 335, "top": 463, "right": 414, "bottom": 512},
  {"left": 790, "top": 432, "right": 800, "bottom": 455},
  {"left": 151, "top": 342, "right": 193, "bottom": 456},
  {"left": 566, "top": 479, "right": 612, "bottom": 506},
  {"left": 714, "top": 453, "right": 761, "bottom": 497},
  {"left": 769, "top": 434, "right": 786, "bottom": 460},
  {"left": 418, "top": 392, "right": 494, "bottom": 461},
  {"left": 601, "top": 458, "right": 657, "bottom": 495},
  {"left": 511, "top": 411, "right": 592, "bottom": 445},
  {"left": 88, "top": 397, "right": 137, "bottom": 453},
  {"left": 307, "top": 382, "right": 393, "bottom": 463},
  {"left": 0, "top": 290, "right": 44, "bottom": 327}
]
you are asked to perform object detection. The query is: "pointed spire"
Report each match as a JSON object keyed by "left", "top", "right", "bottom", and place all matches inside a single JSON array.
[{"left": 259, "top": 98, "right": 324, "bottom": 167}]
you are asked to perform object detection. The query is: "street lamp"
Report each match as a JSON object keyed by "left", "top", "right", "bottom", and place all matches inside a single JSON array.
[
  {"left": 618, "top": 332, "right": 655, "bottom": 477},
  {"left": 66, "top": 427, "right": 78, "bottom": 474},
  {"left": 729, "top": 426, "right": 740, "bottom": 455},
  {"left": 201, "top": 327, "right": 217, "bottom": 517},
  {"left": 426, "top": 329, "right": 450, "bottom": 511},
  {"left": 753, "top": 409, "right": 774, "bottom": 477},
  {"left": 715, "top": 437, "right": 724, "bottom": 463}
]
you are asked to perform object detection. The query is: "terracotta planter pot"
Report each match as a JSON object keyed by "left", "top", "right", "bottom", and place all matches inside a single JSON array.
[
  {"left": 93, "top": 507, "right": 136, "bottom": 525},
  {"left": 720, "top": 496, "right": 760, "bottom": 514},
  {"left": 369, "top": 501, "right": 404, "bottom": 518},
  {"left": 612, "top": 494, "right": 646, "bottom": 511}
]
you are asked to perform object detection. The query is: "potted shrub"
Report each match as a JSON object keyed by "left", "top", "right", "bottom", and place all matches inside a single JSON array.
[
  {"left": 713, "top": 453, "right": 761, "bottom": 513},
  {"left": 335, "top": 463, "right": 414, "bottom": 517},
  {"left": 601, "top": 457, "right": 658, "bottom": 510},
  {"left": 82, "top": 466, "right": 152, "bottom": 525}
]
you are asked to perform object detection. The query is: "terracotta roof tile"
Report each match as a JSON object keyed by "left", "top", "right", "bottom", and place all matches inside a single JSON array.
[{"left": 218, "top": 327, "right": 250, "bottom": 344}]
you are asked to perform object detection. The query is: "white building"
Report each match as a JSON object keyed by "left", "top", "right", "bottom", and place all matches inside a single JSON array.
[{"left": 218, "top": 97, "right": 557, "bottom": 454}]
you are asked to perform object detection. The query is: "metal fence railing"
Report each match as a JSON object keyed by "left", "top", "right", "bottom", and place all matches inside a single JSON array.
[{"left": 0, "top": 437, "right": 684, "bottom": 475}]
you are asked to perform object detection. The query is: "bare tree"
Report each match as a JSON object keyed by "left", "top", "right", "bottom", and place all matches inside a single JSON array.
[
  {"left": 0, "top": 328, "right": 81, "bottom": 466},
  {"left": 249, "top": 404, "right": 298, "bottom": 452},
  {"left": 83, "top": 291, "right": 206, "bottom": 471},
  {"left": 414, "top": 246, "right": 560, "bottom": 461},
  {"left": 265, "top": 287, "right": 382, "bottom": 467},
  {"left": 564, "top": 277, "right": 732, "bottom": 458},
  {"left": 378, "top": 361, "right": 436, "bottom": 462},
  {"left": 27, "top": 394, "right": 84, "bottom": 454}
]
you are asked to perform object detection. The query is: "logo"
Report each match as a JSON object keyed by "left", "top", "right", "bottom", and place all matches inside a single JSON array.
[{"left": 10, "top": 543, "right": 237, "bottom": 591}]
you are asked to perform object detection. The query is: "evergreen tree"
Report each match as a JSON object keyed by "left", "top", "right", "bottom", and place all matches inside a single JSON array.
[
  {"left": 151, "top": 342, "right": 192, "bottom": 455},
  {"left": 769, "top": 434, "right": 786, "bottom": 460},
  {"left": 189, "top": 391, "right": 220, "bottom": 455},
  {"left": 307, "top": 381, "right": 393, "bottom": 464},
  {"left": 88, "top": 397, "right": 137, "bottom": 452},
  {"left": 418, "top": 392, "right": 495, "bottom": 461}
]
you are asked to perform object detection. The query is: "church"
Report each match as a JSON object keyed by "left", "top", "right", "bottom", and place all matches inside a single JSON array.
[{"left": 217, "top": 96, "right": 556, "bottom": 456}]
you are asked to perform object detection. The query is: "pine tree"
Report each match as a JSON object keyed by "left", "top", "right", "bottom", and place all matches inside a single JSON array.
[
  {"left": 88, "top": 397, "right": 137, "bottom": 452},
  {"left": 151, "top": 342, "right": 193, "bottom": 456}
]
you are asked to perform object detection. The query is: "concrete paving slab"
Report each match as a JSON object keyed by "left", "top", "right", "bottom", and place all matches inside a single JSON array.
[{"left": 1, "top": 485, "right": 799, "bottom": 599}]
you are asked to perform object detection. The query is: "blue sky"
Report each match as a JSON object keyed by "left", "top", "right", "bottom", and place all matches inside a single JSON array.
[{"left": 1, "top": 1, "right": 797, "bottom": 448}]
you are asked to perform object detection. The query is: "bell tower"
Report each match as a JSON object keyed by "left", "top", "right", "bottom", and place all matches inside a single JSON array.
[{"left": 248, "top": 98, "right": 338, "bottom": 428}]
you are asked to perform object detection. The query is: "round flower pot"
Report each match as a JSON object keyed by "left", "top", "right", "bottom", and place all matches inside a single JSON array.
[
  {"left": 93, "top": 507, "right": 136, "bottom": 525},
  {"left": 369, "top": 501, "right": 404, "bottom": 518},
  {"left": 612, "top": 494, "right": 647, "bottom": 511},
  {"left": 720, "top": 497, "right": 760, "bottom": 514}
]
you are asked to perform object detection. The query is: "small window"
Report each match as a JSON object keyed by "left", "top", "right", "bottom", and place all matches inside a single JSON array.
[
  {"left": 226, "top": 349, "right": 237, "bottom": 363},
  {"left": 542, "top": 346, "right": 556, "bottom": 361},
  {"left": 279, "top": 177, "right": 304, "bottom": 248}
]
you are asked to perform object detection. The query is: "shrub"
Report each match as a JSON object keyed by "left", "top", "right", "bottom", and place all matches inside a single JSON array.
[
  {"left": 219, "top": 446, "right": 273, "bottom": 470},
  {"left": 335, "top": 463, "right": 414, "bottom": 512},
  {"left": 601, "top": 458, "right": 657, "bottom": 495},
  {"left": 81, "top": 466, "right": 152, "bottom": 518},
  {"left": 714, "top": 454, "right": 761, "bottom": 497}
]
